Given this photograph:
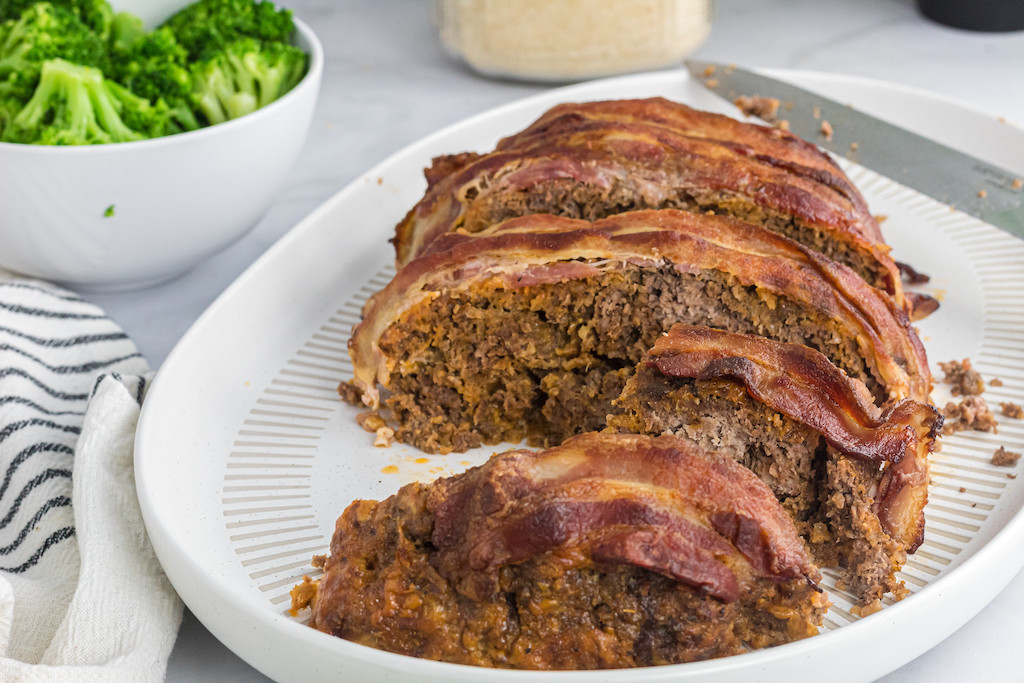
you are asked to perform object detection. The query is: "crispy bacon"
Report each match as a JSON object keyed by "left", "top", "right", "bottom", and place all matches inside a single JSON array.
[
  {"left": 393, "top": 98, "right": 902, "bottom": 306},
  {"left": 350, "top": 209, "right": 931, "bottom": 409},
  {"left": 427, "top": 433, "right": 819, "bottom": 604},
  {"left": 642, "top": 324, "right": 941, "bottom": 552},
  {"left": 906, "top": 292, "right": 940, "bottom": 321}
]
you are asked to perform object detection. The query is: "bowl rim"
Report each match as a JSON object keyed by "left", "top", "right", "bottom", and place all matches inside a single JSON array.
[{"left": 0, "top": 16, "right": 324, "bottom": 155}]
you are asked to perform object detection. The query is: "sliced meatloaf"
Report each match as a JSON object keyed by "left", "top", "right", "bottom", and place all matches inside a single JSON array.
[
  {"left": 393, "top": 97, "right": 906, "bottom": 310},
  {"left": 293, "top": 433, "right": 827, "bottom": 668},
  {"left": 608, "top": 324, "right": 942, "bottom": 605},
  {"left": 349, "top": 209, "right": 931, "bottom": 453}
]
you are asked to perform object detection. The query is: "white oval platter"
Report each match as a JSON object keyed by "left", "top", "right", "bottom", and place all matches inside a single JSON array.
[{"left": 136, "top": 68, "right": 1024, "bottom": 682}]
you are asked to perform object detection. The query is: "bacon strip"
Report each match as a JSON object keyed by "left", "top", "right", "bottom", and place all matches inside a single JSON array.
[
  {"left": 393, "top": 98, "right": 902, "bottom": 305},
  {"left": 642, "top": 324, "right": 941, "bottom": 551},
  {"left": 427, "top": 433, "right": 819, "bottom": 604},
  {"left": 350, "top": 209, "right": 931, "bottom": 409}
]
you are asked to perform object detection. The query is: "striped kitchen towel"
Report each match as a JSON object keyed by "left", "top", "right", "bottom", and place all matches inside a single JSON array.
[{"left": 0, "top": 279, "right": 182, "bottom": 681}]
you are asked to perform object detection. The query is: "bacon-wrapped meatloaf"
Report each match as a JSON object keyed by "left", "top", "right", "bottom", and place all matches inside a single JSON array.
[
  {"left": 293, "top": 433, "right": 828, "bottom": 668},
  {"left": 349, "top": 209, "right": 930, "bottom": 453},
  {"left": 393, "top": 97, "right": 907, "bottom": 311},
  {"left": 608, "top": 325, "right": 942, "bottom": 605}
]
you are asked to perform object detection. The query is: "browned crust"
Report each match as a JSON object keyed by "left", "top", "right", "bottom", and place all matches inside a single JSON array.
[
  {"left": 305, "top": 434, "right": 829, "bottom": 667},
  {"left": 427, "top": 432, "right": 819, "bottom": 604},
  {"left": 640, "top": 324, "right": 941, "bottom": 552},
  {"left": 393, "top": 97, "right": 900, "bottom": 301},
  {"left": 497, "top": 98, "right": 874, "bottom": 221},
  {"left": 352, "top": 209, "right": 931, "bottom": 409}
]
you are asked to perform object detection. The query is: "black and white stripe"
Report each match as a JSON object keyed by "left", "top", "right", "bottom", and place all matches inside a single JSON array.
[{"left": 0, "top": 280, "right": 149, "bottom": 576}]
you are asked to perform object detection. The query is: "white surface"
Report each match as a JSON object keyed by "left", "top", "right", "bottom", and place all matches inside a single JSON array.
[
  {"left": 0, "top": 18, "right": 322, "bottom": 290},
  {"left": 78, "top": 1, "right": 1024, "bottom": 681}
]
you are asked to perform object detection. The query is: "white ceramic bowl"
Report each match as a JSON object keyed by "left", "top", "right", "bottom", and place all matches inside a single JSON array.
[{"left": 0, "top": 14, "right": 323, "bottom": 291}]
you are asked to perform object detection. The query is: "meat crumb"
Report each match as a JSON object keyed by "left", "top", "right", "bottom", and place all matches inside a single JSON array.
[
  {"left": 357, "top": 411, "right": 387, "bottom": 432},
  {"left": 978, "top": 189, "right": 988, "bottom": 198},
  {"left": 992, "top": 446, "right": 1022, "bottom": 467},
  {"left": 289, "top": 575, "right": 319, "bottom": 616},
  {"left": 733, "top": 95, "right": 780, "bottom": 121},
  {"left": 942, "top": 396, "right": 998, "bottom": 435},
  {"left": 338, "top": 379, "right": 364, "bottom": 406},
  {"left": 705, "top": 78, "right": 719, "bottom": 88},
  {"left": 374, "top": 425, "right": 396, "bottom": 447},
  {"left": 991, "top": 378, "right": 1004, "bottom": 387},
  {"left": 938, "top": 358, "right": 985, "bottom": 396},
  {"left": 851, "top": 599, "right": 883, "bottom": 617},
  {"left": 1001, "top": 402, "right": 1024, "bottom": 419},
  {"left": 1013, "top": 178, "right": 1023, "bottom": 190},
  {"left": 776, "top": 119, "right": 790, "bottom": 131},
  {"left": 850, "top": 141, "right": 859, "bottom": 151},
  {"left": 702, "top": 64, "right": 716, "bottom": 77},
  {"left": 820, "top": 120, "right": 833, "bottom": 141}
]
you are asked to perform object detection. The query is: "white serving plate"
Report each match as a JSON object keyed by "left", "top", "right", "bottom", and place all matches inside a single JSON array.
[{"left": 136, "top": 69, "right": 1024, "bottom": 682}]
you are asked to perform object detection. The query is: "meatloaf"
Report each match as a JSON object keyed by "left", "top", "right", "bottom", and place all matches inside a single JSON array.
[
  {"left": 608, "top": 325, "right": 942, "bottom": 605},
  {"left": 349, "top": 209, "right": 931, "bottom": 453},
  {"left": 293, "top": 433, "right": 828, "bottom": 669},
  {"left": 392, "top": 97, "right": 906, "bottom": 311}
]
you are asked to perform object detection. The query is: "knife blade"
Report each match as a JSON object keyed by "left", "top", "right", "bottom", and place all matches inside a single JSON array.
[{"left": 685, "top": 60, "right": 1024, "bottom": 241}]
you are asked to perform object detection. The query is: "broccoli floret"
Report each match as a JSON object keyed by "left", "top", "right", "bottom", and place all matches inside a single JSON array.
[
  {"left": 0, "top": 0, "right": 113, "bottom": 41},
  {"left": 2, "top": 57, "right": 165, "bottom": 144},
  {"left": 0, "top": 90, "right": 19, "bottom": 129},
  {"left": 0, "top": 2, "right": 106, "bottom": 102},
  {"left": 190, "top": 36, "right": 304, "bottom": 125},
  {"left": 108, "top": 9, "right": 143, "bottom": 53},
  {"left": 162, "top": 0, "right": 294, "bottom": 61},
  {"left": 111, "top": 26, "right": 187, "bottom": 101},
  {"left": 108, "top": 25, "right": 198, "bottom": 134}
]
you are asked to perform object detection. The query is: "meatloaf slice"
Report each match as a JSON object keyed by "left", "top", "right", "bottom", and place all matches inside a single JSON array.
[
  {"left": 608, "top": 325, "right": 942, "bottom": 604},
  {"left": 294, "top": 433, "right": 827, "bottom": 669},
  {"left": 349, "top": 209, "right": 931, "bottom": 453},
  {"left": 393, "top": 97, "right": 906, "bottom": 311}
]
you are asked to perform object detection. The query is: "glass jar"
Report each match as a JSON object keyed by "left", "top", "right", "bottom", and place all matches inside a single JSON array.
[{"left": 436, "top": 0, "right": 712, "bottom": 82}]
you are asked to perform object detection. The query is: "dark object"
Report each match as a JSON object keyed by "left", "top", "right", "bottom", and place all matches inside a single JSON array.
[{"left": 918, "top": 0, "right": 1024, "bottom": 32}]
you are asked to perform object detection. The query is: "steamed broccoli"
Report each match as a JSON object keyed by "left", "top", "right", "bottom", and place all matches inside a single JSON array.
[
  {"left": 0, "top": 0, "right": 306, "bottom": 144},
  {"left": 0, "top": 2, "right": 106, "bottom": 101},
  {"left": 0, "top": 0, "right": 112, "bottom": 41},
  {"left": 162, "top": 0, "right": 294, "bottom": 61},
  {"left": 2, "top": 57, "right": 164, "bottom": 143},
  {"left": 166, "top": 0, "right": 304, "bottom": 127},
  {"left": 108, "top": 9, "right": 142, "bottom": 53},
  {"left": 190, "top": 37, "right": 304, "bottom": 125},
  {"left": 109, "top": 25, "right": 198, "bottom": 134}
]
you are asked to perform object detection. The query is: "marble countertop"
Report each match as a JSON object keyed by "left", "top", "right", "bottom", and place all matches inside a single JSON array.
[{"left": 84, "top": 0, "right": 1024, "bottom": 680}]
